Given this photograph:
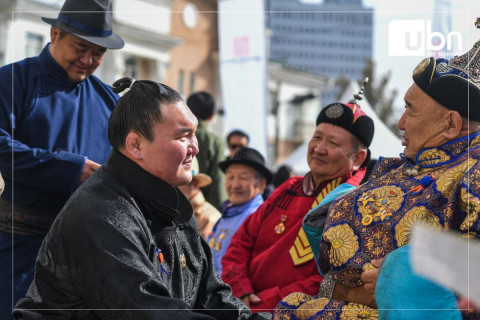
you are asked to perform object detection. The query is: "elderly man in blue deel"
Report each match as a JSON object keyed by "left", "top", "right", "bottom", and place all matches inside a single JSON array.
[
  {"left": 0, "top": 0, "right": 124, "bottom": 317},
  {"left": 275, "top": 19, "right": 480, "bottom": 320}
]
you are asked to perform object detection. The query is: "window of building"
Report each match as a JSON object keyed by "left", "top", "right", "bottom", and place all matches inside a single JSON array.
[
  {"left": 189, "top": 72, "right": 195, "bottom": 95},
  {"left": 25, "top": 33, "right": 43, "bottom": 57},
  {"left": 124, "top": 57, "right": 137, "bottom": 78},
  {"left": 178, "top": 70, "right": 184, "bottom": 96}
]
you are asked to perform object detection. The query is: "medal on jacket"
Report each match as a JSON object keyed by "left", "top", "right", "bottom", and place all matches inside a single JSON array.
[
  {"left": 275, "top": 215, "right": 287, "bottom": 234},
  {"left": 156, "top": 248, "right": 169, "bottom": 275},
  {"left": 180, "top": 253, "right": 187, "bottom": 269}
]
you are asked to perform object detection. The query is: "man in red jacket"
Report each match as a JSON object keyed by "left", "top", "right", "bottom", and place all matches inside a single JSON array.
[{"left": 221, "top": 100, "right": 375, "bottom": 312}]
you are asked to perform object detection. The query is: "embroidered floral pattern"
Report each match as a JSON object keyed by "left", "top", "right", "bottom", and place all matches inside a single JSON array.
[
  {"left": 324, "top": 224, "right": 359, "bottom": 267},
  {"left": 462, "top": 232, "right": 476, "bottom": 239},
  {"left": 340, "top": 303, "right": 379, "bottom": 319},
  {"left": 436, "top": 158, "right": 478, "bottom": 197},
  {"left": 293, "top": 298, "right": 330, "bottom": 320},
  {"left": 459, "top": 187, "right": 480, "bottom": 231},
  {"left": 395, "top": 206, "right": 441, "bottom": 246},
  {"left": 362, "top": 262, "right": 376, "bottom": 272},
  {"left": 362, "top": 224, "right": 394, "bottom": 259},
  {"left": 417, "top": 149, "right": 450, "bottom": 166},
  {"left": 281, "top": 292, "right": 313, "bottom": 308},
  {"left": 470, "top": 135, "right": 480, "bottom": 147}
]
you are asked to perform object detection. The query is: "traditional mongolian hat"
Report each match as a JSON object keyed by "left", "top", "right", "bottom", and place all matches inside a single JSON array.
[
  {"left": 412, "top": 18, "right": 480, "bottom": 121},
  {"left": 316, "top": 78, "right": 375, "bottom": 168},
  {"left": 42, "top": 0, "right": 124, "bottom": 49}
]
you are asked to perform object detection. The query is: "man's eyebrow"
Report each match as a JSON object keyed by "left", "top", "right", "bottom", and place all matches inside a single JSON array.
[{"left": 175, "top": 127, "right": 194, "bottom": 135}]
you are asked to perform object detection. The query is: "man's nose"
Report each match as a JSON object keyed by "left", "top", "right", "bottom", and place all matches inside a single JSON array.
[
  {"left": 397, "top": 111, "right": 406, "bottom": 130},
  {"left": 313, "top": 141, "right": 327, "bottom": 154},
  {"left": 189, "top": 140, "right": 199, "bottom": 155},
  {"left": 79, "top": 52, "right": 93, "bottom": 66}
]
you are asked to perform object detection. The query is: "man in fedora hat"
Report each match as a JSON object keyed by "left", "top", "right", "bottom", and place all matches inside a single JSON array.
[
  {"left": 179, "top": 157, "right": 222, "bottom": 239},
  {"left": 208, "top": 146, "right": 272, "bottom": 276},
  {"left": 221, "top": 98, "right": 374, "bottom": 312},
  {"left": 0, "top": 0, "right": 124, "bottom": 317}
]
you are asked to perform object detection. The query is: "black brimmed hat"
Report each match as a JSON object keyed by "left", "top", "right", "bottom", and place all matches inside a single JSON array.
[
  {"left": 412, "top": 19, "right": 480, "bottom": 120},
  {"left": 42, "top": 0, "right": 124, "bottom": 49},
  {"left": 219, "top": 147, "right": 273, "bottom": 184}
]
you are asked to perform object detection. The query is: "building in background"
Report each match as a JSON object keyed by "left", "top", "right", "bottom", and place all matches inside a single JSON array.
[
  {"left": 267, "top": 0, "right": 373, "bottom": 104},
  {"left": 165, "top": 0, "right": 219, "bottom": 98},
  {"left": 0, "top": 0, "right": 181, "bottom": 85},
  {"left": 267, "top": 0, "right": 373, "bottom": 80}
]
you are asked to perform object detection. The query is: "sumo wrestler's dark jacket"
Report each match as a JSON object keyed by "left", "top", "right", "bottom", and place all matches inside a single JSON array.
[{"left": 14, "top": 149, "right": 270, "bottom": 320}]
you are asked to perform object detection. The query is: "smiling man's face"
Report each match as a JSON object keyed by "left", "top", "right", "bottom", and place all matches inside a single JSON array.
[
  {"left": 49, "top": 26, "right": 106, "bottom": 83},
  {"left": 139, "top": 101, "right": 199, "bottom": 187},
  {"left": 307, "top": 123, "right": 358, "bottom": 186}
]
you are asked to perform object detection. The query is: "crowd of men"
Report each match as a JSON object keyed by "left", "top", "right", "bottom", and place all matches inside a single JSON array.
[{"left": 0, "top": 0, "right": 479, "bottom": 319}]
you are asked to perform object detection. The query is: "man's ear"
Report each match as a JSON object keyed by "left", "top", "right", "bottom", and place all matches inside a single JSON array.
[
  {"left": 352, "top": 149, "right": 367, "bottom": 171},
  {"left": 50, "top": 26, "right": 60, "bottom": 44},
  {"left": 257, "top": 178, "right": 267, "bottom": 193},
  {"left": 442, "top": 110, "right": 463, "bottom": 139},
  {"left": 124, "top": 131, "right": 143, "bottom": 160}
]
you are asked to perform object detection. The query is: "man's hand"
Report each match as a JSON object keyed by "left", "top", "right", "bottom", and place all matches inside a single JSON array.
[
  {"left": 333, "top": 281, "right": 376, "bottom": 308},
  {"left": 331, "top": 258, "right": 384, "bottom": 308},
  {"left": 77, "top": 159, "right": 101, "bottom": 185},
  {"left": 241, "top": 293, "right": 261, "bottom": 309},
  {"left": 361, "top": 258, "right": 384, "bottom": 294}
]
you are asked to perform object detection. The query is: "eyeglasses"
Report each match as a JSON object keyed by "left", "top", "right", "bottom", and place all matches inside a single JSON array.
[{"left": 229, "top": 144, "right": 245, "bottom": 149}]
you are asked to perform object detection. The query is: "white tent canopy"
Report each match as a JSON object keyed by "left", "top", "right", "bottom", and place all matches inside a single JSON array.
[{"left": 283, "top": 81, "right": 403, "bottom": 175}]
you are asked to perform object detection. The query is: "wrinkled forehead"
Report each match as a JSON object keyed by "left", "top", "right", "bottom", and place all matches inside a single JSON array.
[
  {"left": 315, "top": 122, "right": 356, "bottom": 142},
  {"left": 225, "top": 163, "right": 257, "bottom": 175}
]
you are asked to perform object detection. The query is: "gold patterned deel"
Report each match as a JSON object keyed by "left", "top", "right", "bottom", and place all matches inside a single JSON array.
[
  {"left": 281, "top": 292, "right": 313, "bottom": 307},
  {"left": 417, "top": 148, "right": 450, "bottom": 166},
  {"left": 340, "top": 303, "right": 379, "bottom": 320},
  {"left": 436, "top": 158, "right": 478, "bottom": 197},
  {"left": 470, "top": 135, "right": 480, "bottom": 147},
  {"left": 394, "top": 206, "right": 441, "bottom": 247},
  {"left": 323, "top": 224, "right": 359, "bottom": 267},
  {"left": 293, "top": 298, "right": 329, "bottom": 320},
  {"left": 460, "top": 188, "right": 480, "bottom": 231}
]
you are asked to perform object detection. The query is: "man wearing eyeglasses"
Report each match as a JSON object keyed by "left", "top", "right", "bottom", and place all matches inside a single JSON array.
[{"left": 226, "top": 129, "right": 250, "bottom": 159}]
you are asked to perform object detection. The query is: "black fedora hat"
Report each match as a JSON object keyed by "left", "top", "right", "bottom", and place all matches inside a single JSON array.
[
  {"left": 219, "top": 147, "right": 273, "bottom": 184},
  {"left": 42, "top": 0, "right": 124, "bottom": 50}
]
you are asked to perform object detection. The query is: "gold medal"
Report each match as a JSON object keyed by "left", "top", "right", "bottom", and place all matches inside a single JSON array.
[
  {"left": 180, "top": 253, "right": 187, "bottom": 269},
  {"left": 275, "top": 215, "right": 287, "bottom": 234}
]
